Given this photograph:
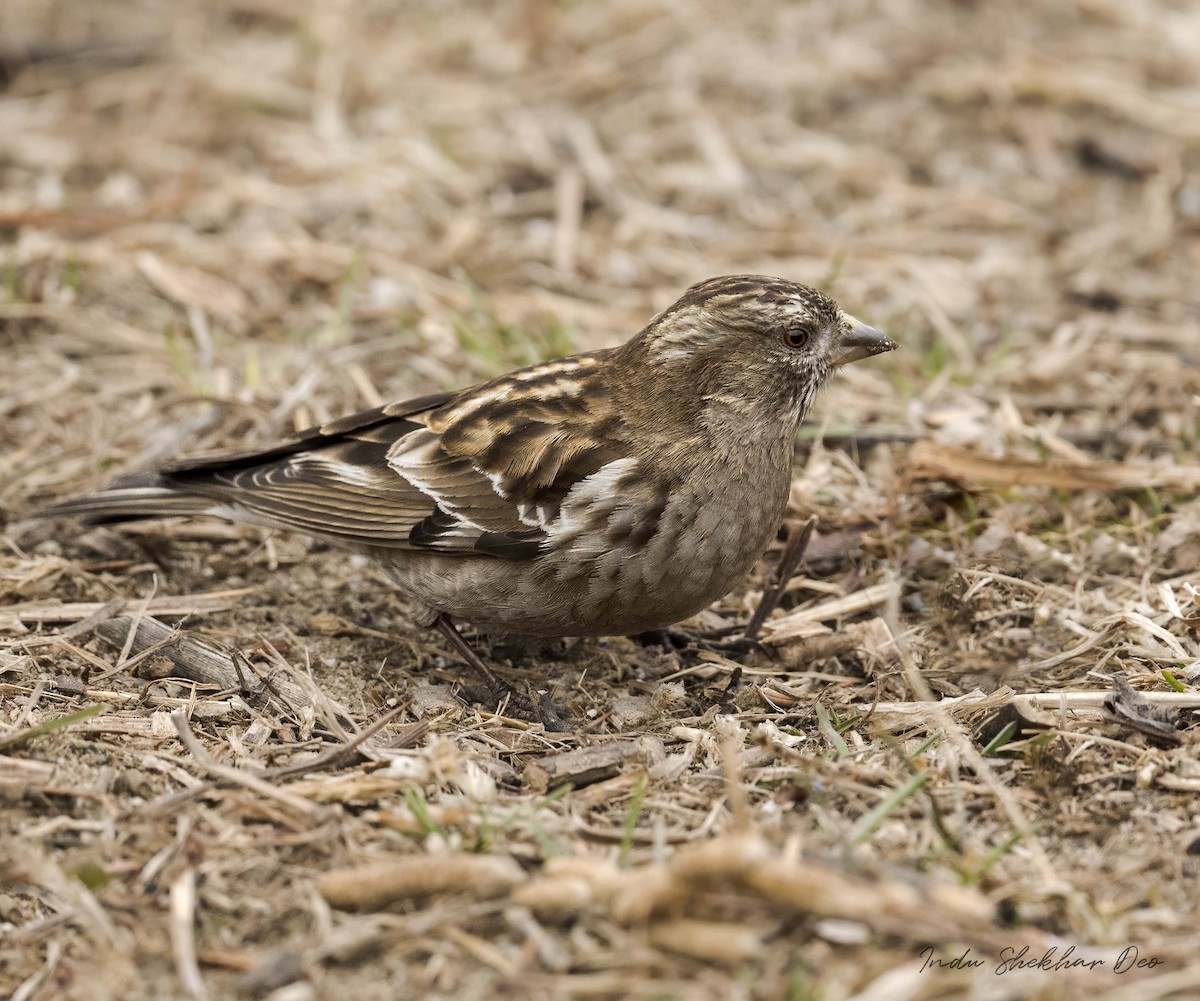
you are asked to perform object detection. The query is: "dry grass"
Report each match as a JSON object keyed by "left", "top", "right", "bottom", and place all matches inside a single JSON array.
[{"left": 2, "top": 1, "right": 1200, "bottom": 998}]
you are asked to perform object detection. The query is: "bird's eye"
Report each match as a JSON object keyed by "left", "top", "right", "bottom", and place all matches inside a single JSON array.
[{"left": 782, "top": 328, "right": 811, "bottom": 350}]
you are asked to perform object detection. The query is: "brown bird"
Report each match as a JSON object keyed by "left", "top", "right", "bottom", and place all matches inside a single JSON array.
[{"left": 48, "top": 275, "right": 895, "bottom": 669}]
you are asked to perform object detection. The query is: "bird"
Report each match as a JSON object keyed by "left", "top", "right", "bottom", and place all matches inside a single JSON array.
[{"left": 47, "top": 275, "right": 895, "bottom": 673}]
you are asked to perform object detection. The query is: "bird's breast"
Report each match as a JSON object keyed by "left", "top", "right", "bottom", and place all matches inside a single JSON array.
[{"left": 559, "top": 442, "right": 794, "bottom": 632}]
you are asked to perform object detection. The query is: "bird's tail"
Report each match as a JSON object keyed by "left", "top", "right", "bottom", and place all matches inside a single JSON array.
[{"left": 43, "top": 473, "right": 214, "bottom": 525}]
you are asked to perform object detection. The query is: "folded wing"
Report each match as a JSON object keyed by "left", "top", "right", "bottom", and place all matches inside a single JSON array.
[{"left": 50, "top": 352, "right": 631, "bottom": 562}]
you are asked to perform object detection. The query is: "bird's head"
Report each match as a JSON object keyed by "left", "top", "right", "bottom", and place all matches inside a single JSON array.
[{"left": 630, "top": 275, "right": 896, "bottom": 427}]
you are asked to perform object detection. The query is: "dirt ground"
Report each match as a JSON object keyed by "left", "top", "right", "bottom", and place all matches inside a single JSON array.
[{"left": 2, "top": 1, "right": 1200, "bottom": 999}]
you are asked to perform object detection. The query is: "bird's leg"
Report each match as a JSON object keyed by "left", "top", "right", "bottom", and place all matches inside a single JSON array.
[
  {"left": 667, "top": 519, "right": 818, "bottom": 662},
  {"left": 743, "top": 515, "right": 818, "bottom": 641},
  {"left": 432, "top": 613, "right": 501, "bottom": 691},
  {"left": 431, "top": 614, "right": 572, "bottom": 732}
]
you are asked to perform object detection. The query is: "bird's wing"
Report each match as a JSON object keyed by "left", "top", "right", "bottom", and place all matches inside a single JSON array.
[
  {"left": 155, "top": 352, "right": 630, "bottom": 559},
  {"left": 388, "top": 352, "right": 629, "bottom": 557},
  {"left": 156, "top": 392, "right": 457, "bottom": 549}
]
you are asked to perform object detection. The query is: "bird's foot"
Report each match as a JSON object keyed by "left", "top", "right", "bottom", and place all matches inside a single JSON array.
[
  {"left": 433, "top": 614, "right": 572, "bottom": 731},
  {"left": 636, "top": 624, "right": 768, "bottom": 662},
  {"left": 634, "top": 626, "right": 695, "bottom": 653}
]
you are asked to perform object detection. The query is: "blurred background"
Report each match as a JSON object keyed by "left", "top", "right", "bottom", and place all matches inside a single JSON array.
[
  {"left": 4, "top": 4, "right": 1200, "bottom": 999},
  {"left": 2, "top": 0, "right": 1197, "bottom": 477}
]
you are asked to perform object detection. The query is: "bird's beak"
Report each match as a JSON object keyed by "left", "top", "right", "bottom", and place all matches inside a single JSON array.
[{"left": 832, "top": 316, "right": 897, "bottom": 367}]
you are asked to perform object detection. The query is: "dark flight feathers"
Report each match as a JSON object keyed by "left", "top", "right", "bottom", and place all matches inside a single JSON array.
[{"left": 47, "top": 359, "right": 626, "bottom": 563}]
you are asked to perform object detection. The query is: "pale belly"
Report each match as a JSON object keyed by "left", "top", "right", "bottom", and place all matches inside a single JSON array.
[{"left": 383, "top": 461, "right": 792, "bottom": 637}]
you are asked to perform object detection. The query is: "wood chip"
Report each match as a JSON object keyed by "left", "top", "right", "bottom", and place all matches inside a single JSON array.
[
  {"left": 1, "top": 589, "right": 252, "bottom": 631},
  {"left": 1101, "top": 674, "right": 1183, "bottom": 745},
  {"left": 763, "top": 582, "right": 900, "bottom": 645},
  {"left": 318, "top": 854, "right": 524, "bottom": 911},
  {"left": 91, "top": 615, "right": 316, "bottom": 711},
  {"left": 523, "top": 740, "right": 643, "bottom": 793},
  {"left": 0, "top": 754, "right": 55, "bottom": 791},
  {"left": 648, "top": 919, "right": 764, "bottom": 966},
  {"left": 908, "top": 441, "right": 1200, "bottom": 492}
]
